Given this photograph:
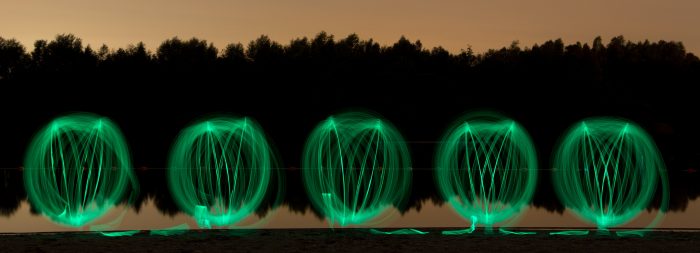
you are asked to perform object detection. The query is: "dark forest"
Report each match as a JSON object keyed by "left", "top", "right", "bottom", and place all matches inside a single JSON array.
[{"left": 1, "top": 32, "right": 699, "bottom": 219}]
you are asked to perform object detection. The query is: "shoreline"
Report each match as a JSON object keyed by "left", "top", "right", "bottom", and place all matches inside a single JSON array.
[{"left": 2, "top": 228, "right": 700, "bottom": 253}]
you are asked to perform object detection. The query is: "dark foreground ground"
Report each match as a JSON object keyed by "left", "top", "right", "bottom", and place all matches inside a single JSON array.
[{"left": 2, "top": 228, "right": 699, "bottom": 253}]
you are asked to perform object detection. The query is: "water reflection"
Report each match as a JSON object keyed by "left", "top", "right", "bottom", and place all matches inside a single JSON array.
[
  {"left": 2, "top": 166, "right": 699, "bottom": 232},
  {"left": 0, "top": 169, "right": 25, "bottom": 216},
  {"left": 3, "top": 197, "right": 700, "bottom": 233}
]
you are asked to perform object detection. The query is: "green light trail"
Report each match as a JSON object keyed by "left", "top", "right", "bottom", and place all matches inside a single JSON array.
[
  {"left": 551, "top": 118, "right": 669, "bottom": 235},
  {"left": 168, "top": 116, "right": 275, "bottom": 228},
  {"left": 149, "top": 224, "right": 190, "bottom": 236},
  {"left": 302, "top": 112, "right": 412, "bottom": 226},
  {"left": 550, "top": 230, "right": 589, "bottom": 236},
  {"left": 498, "top": 228, "right": 536, "bottom": 235},
  {"left": 100, "top": 230, "right": 141, "bottom": 237},
  {"left": 368, "top": 228, "right": 429, "bottom": 235},
  {"left": 435, "top": 112, "right": 538, "bottom": 234},
  {"left": 24, "top": 113, "right": 136, "bottom": 227},
  {"left": 441, "top": 216, "right": 477, "bottom": 235}
]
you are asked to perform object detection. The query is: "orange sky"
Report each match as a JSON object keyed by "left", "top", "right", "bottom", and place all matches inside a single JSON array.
[{"left": 1, "top": 0, "right": 699, "bottom": 54}]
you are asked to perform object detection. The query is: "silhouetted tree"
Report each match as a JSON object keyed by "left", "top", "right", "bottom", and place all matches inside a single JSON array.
[
  {"left": 157, "top": 37, "right": 217, "bottom": 76},
  {"left": 30, "top": 34, "right": 97, "bottom": 76},
  {"left": 102, "top": 42, "right": 154, "bottom": 78},
  {"left": 220, "top": 42, "right": 248, "bottom": 73},
  {"left": 0, "top": 169, "right": 25, "bottom": 216},
  {"left": 384, "top": 36, "right": 425, "bottom": 73},
  {"left": 246, "top": 35, "right": 284, "bottom": 69},
  {"left": 0, "top": 37, "right": 28, "bottom": 80}
]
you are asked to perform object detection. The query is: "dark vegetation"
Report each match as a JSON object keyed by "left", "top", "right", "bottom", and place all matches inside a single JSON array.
[{"left": 1, "top": 32, "right": 699, "bottom": 218}]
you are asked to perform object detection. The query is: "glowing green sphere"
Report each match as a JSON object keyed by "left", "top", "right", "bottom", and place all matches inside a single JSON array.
[
  {"left": 24, "top": 113, "right": 134, "bottom": 227},
  {"left": 435, "top": 113, "right": 538, "bottom": 226},
  {"left": 302, "top": 112, "right": 412, "bottom": 226},
  {"left": 168, "top": 117, "right": 274, "bottom": 227},
  {"left": 553, "top": 118, "right": 667, "bottom": 229}
]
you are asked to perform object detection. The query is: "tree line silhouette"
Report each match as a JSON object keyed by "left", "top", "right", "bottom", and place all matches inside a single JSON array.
[{"left": 0, "top": 32, "right": 699, "bottom": 220}]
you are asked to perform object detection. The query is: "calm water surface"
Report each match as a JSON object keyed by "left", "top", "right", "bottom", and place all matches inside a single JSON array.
[{"left": 1, "top": 169, "right": 698, "bottom": 233}]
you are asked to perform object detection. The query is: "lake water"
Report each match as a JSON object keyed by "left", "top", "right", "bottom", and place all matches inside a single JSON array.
[
  {"left": 3, "top": 200, "right": 700, "bottom": 233},
  {"left": 2, "top": 169, "right": 699, "bottom": 233}
]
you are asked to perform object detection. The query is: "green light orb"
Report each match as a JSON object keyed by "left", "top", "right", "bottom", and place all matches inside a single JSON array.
[
  {"left": 24, "top": 113, "right": 134, "bottom": 227},
  {"left": 553, "top": 118, "right": 668, "bottom": 229},
  {"left": 168, "top": 117, "right": 274, "bottom": 227},
  {"left": 302, "top": 112, "right": 412, "bottom": 226},
  {"left": 435, "top": 113, "right": 538, "bottom": 227}
]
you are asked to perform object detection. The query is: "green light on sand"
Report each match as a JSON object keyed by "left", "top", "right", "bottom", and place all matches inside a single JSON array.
[{"left": 100, "top": 230, "right": 141, "bottom": 237}]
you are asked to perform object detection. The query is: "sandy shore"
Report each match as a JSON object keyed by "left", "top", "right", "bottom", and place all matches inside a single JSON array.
[{"left": 2, "top": 228, "right": 699, "bottom": 253}]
